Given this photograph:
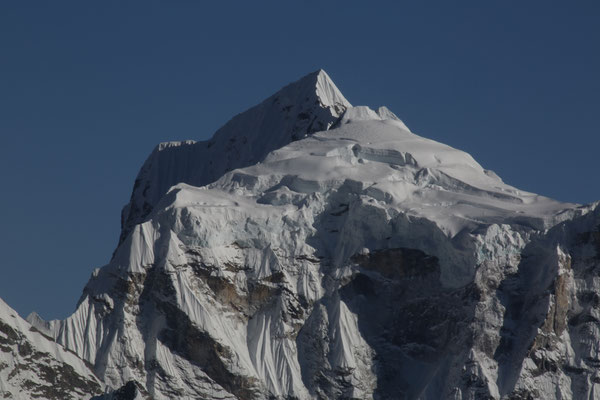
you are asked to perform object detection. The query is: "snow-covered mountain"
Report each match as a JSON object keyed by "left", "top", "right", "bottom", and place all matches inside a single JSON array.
[
  {"left": 2, "top": 69, "right": 600, "bottom": 399},
  {"left": 0, "top": 298, "right": 102, "bottom": 399}
]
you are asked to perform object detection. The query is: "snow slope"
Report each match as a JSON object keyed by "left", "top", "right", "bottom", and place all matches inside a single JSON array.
[{"left": 3, "top": 69, "right": 599, "bottom": 399}]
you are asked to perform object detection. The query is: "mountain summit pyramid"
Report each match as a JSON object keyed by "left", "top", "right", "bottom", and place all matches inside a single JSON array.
[
  {"left": 2, "top": 70, "right": 600, "bottom": 399},
  {"left": 119, "top": 69, "right": 351, "bottom": 243}
]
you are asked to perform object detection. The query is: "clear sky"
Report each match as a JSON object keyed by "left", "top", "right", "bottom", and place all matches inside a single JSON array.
[{"left": 1, "top": 1, "right": 598, "bottom": 319}]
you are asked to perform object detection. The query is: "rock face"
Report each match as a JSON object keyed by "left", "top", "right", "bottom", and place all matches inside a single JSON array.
[{"left": 2, "top": 69, "right": 600, "bottom": 399}]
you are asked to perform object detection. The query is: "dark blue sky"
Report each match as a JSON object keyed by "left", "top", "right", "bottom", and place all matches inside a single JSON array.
[{"left": 1, "top": 1, "right": 598, "bottom": 319}]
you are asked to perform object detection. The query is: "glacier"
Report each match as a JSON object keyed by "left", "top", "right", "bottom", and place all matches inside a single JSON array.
[{"left": 1, "top": 69, "right": 600, "bottom": 399}]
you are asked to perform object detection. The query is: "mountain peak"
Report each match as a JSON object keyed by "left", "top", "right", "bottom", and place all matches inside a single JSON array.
[
  {"left": 118, "top": 70, "right": 352, "bottom": 243},
  {"left": 213, "top": 68, "right": 350, "bottom": 143},
  {"left": 294, "top": 68, "right": 351, "bottom": 111}
]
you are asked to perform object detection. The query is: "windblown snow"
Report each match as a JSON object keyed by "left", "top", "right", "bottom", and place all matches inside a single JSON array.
[{"left": 2, "top": 69, "right": 600, "bottom": 400}]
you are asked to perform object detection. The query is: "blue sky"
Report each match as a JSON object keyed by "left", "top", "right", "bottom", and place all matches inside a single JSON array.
[{"left": 1, "top": 1, "right": 599, "bottom": 319}]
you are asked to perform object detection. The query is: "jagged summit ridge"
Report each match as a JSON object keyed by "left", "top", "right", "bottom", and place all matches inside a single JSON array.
[{"left": 119, "top": 69, "right": 351, "bottom": 244}]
